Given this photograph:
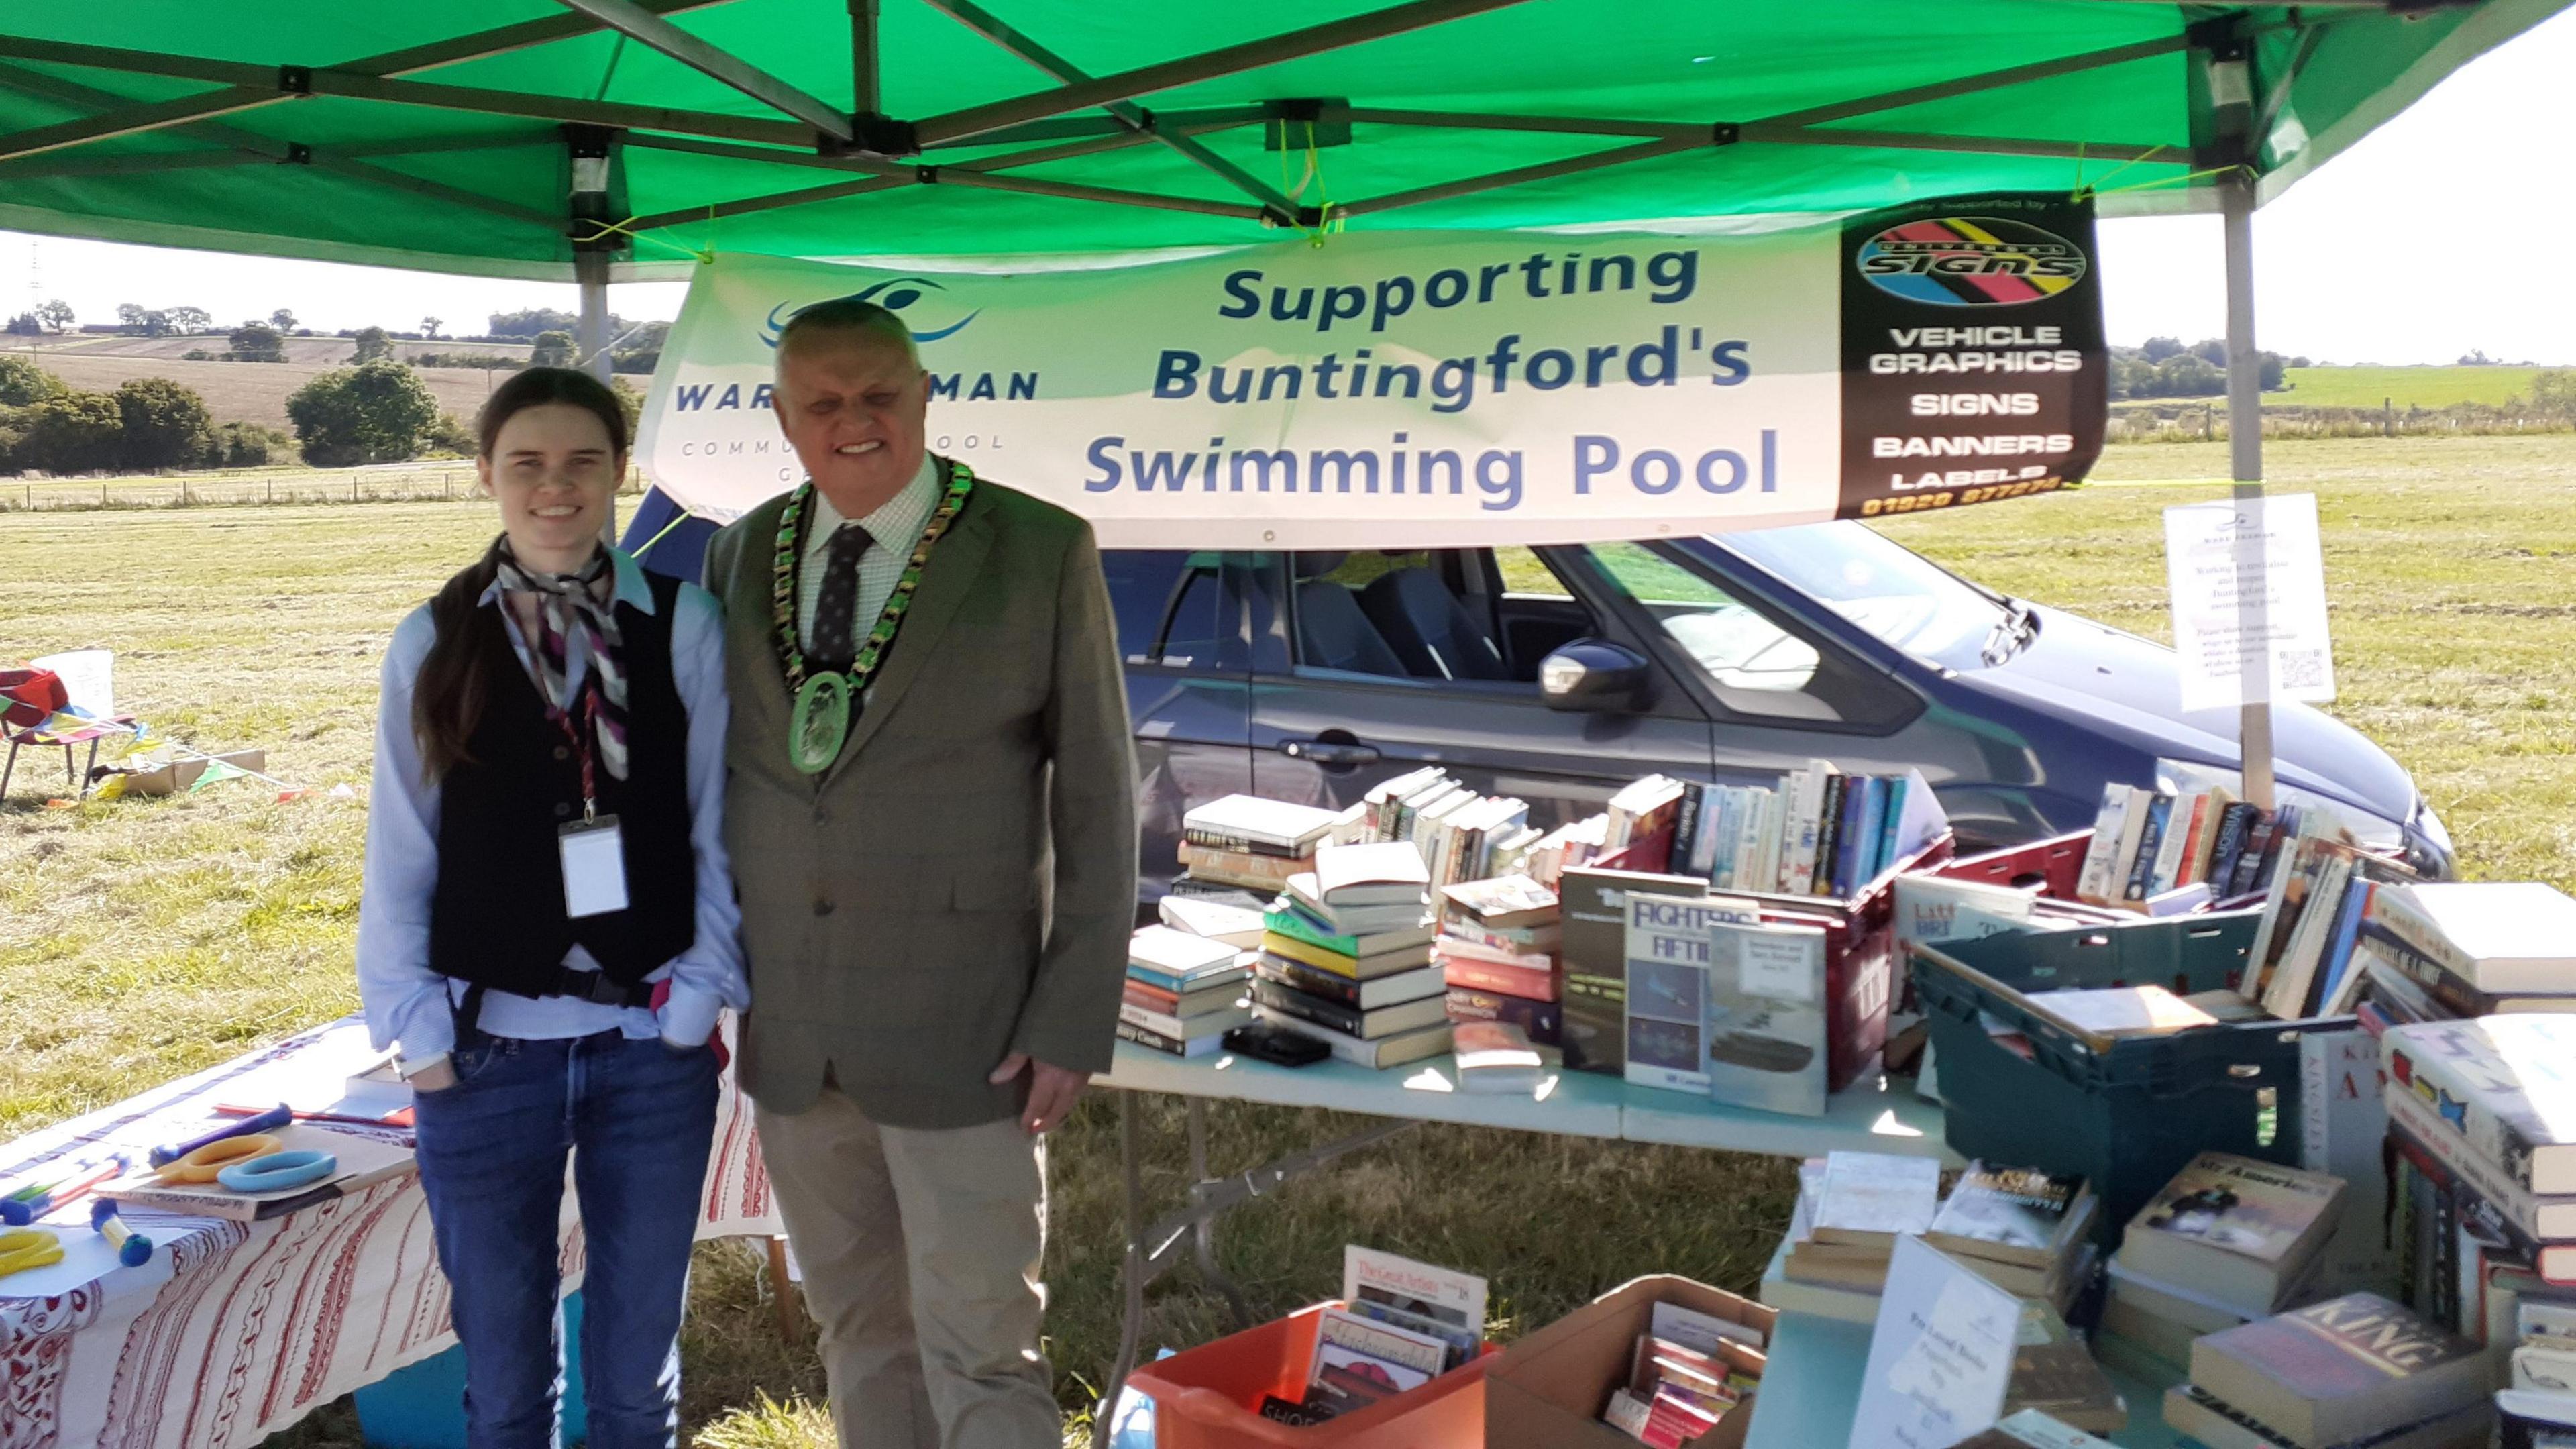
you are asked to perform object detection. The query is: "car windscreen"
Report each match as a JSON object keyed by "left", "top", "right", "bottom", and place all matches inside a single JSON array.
[{"left": 1713, "top": 521, "right": 2013, "bottom": 672}]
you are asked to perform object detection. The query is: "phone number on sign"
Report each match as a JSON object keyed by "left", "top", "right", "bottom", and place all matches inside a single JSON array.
[{"left": 1857, "top": 477, "right": 2067, "bottom": 515}]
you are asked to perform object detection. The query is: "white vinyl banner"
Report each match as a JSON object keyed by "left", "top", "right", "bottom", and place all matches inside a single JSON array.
[
  {"left": 639, "top": 231, "right": 1840, "bottom": 547},
  {"left": 637, "top": 199, "right": 2108, "bottom": 548}
]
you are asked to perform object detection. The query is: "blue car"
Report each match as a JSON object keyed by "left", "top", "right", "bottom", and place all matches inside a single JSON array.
[
  {"left": 621, "top": 498, "right": 2450, "bottom": 900},
  {"left": 1099, "top": 525, "right": 2452, "bottom": 902}
]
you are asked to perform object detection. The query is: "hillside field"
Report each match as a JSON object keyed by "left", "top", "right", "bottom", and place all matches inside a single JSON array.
[
  {"left": 5, "top": 333, "right": 533, "bottom": 431},
  {"left": 2278, "top": 363, "right": 2544, "bottom": 409}
]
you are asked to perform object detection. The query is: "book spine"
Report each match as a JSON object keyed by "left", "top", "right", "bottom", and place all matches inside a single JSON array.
[
  {"left": 2123, "top": 796, "right": 2171, "bottom": 902},
  {"left": 1180, "top": 843, "right": 1305, "bottom": 888},
  {"left": 1258, "top": 956, "right": 1364, "bottom": 1008},
  {"left": 1122, "top": 981, "right": 1180, "bottom": 1012},
  {"left": 2206, "top": 802, "right": 2256, "bottom": 898},
  {"left": 1261, "top": 933, "right": 1362, "bottom": 977},
  {"left": 1116, "top": 1020, "right": 1193, "bottom": 1055},
  {"left": 1812, "top": 773, "right": 1849, "bottom": 896},
  {"left": 2388, "top": 1085, "right": 2573, "bottom": 1242},
  {"left": 1444, "top": 987, "right": 1564, "bottom": 1045},
  {"left": 1183, "top": 826, "right": 1307, "bottom": 857},
  {"left": 1869, "top": 777, "right": 1905, "bottom": 883},
  {"left": 1674, "top": 782, "right": 1706, "bottom": 877},
  {"left": 1119, "top": 1000, "right": 1201, "bottom": 1040},
  {"left": 1440, "top": 953, "right": 1559, "bottom": 1002},
  {"left": 1832, "top": 777, "right": 1872, "bottom": 898},
  {"left": 1263, "top": 907, "right": 1364, "bottom": 958},
  {"left": 1249, "top": 979, "right": 1367, "bottom": 1036},
  {"left": 2387, "top": 1042, "right": 2547, "bottom": 1194},
  {"left": 1126, "top": 963, "right": 1231, "bottom": 994},
  {"left": 2367, "top": 887, "right": 2479, "bottom": 982}
]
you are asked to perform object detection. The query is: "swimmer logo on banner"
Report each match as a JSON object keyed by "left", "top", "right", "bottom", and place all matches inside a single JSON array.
[{"left": 638, "top": 193, "right": 2104, "bottom": 547}]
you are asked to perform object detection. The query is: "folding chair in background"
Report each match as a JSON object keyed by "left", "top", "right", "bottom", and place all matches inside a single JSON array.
[{"left": 1, "top": 650, "right": 136, "bottom": 799}]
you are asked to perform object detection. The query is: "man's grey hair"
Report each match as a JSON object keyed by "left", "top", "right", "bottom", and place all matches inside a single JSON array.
[{"left": 775, "top": 296, "right": 920, "bottom": 367}]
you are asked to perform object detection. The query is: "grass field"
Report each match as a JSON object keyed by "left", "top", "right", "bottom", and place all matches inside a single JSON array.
[
  {"left": 2278, "top": 364, "right": 2546, "bottom": 410},
  {"left": 5, "top": 433, "right": 2573, "bottom": 1446},
  {"left": 7, "top": 334, "right": 543, "bottom": 432}
]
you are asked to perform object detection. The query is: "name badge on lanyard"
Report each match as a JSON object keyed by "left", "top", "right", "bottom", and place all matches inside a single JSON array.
[{"left": 553, "top": 692, "right": 629, "bottom": 919}]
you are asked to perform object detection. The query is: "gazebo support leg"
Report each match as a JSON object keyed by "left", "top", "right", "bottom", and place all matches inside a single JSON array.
[{"left": 2222, "top": 173, "right": 2277, "bottom": 814}]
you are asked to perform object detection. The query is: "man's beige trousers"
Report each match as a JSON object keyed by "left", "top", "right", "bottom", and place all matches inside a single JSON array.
[{"left": 756, "top": 1090, "right": 1057, "bottom": 1448}]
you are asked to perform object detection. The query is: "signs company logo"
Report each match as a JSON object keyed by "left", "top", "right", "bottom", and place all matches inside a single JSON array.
[
  {"left": 1856, "top": 217, "right": 2086, "bottom": 307},
  {"left": 760, "top": 276, "right": 982, "bottom": 347}
]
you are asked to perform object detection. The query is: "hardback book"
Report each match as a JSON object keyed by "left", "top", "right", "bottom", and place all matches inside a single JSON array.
[
  {"left": 1623, "top": 890, "right": 1739, "bottom": 1094},
  {"left": 2512, "top": 1341, "right": 2576, "bottom": 1394},
  {"left": 1452, "top": 1020, "right": 1546, "bottom": 1095},
  {"left": 1438, "top": 873, "right": 1558, "bottom": 930},
  {"left": 2106, "top": 1257, "right": 2279, "bottom": 1336},
  {"left": 2496, "top": 1389, "right": 2576, "bottom": 1449},
  {"left": 1343, "top": 1246, "right": 1486, "bottom": 1366},
  {"left": 1118, "top": 998, "right": 1253, "bottom": 1042},
  {"left": 1256, "top": 957, "right": 1445, "bottom": 1012},
  {"left": 1949, "top": 1409, "right": 2119, "bottom": 1449},
  {"left": 2187, "top": 1293, "right": 2487, "bottom": 1449},
  {"left": 1112, "top": 1016, "right": 1221, "bottom": 1046},
  {"left": 1428, "top": 930, "right": 1556, "bottom": 974},
  {"left": 2005, "top": 1300, "right": 2127, "bottom": 1434},
  {"left": 1177, "top": 840, "right": 1310, "bottom": 891},
  {"left": 1263, "top": 903, "right": 1439, "bottom": 961},
  {"left": 2023, "top": 984, "right": 2218, "bottom": 1041},
  {"left": 1436, "top": 949, "right": 1560, "bottom": 1002},
  {"left": 1248, "top": 1007, "right": 1450, "bottom": 1069},
  {"left": 2118, "top": 1152, "right": 2347, "bottom": 1318},
  {"left": 1927, "top": 1163, "right": 2095, "bottom": 1271},
  {"left": 1305, "top": 1305, "right": 1450, "bottom": 1415},
  {"left": 1122, "top": 979, "right": 1245, "bottom": 1019},
  {"left": 1181, "top": 794, "right": 1342, "bottom": 855},
  {"left": 1247, "top": 979, "right": 1448, "bottom": 1040},
  {"left": 1364, "top": 765, "right": 1449, "bottom": 839},
  {"left": 1158, "top": 894, "right": 1267, "bottom": 948},
  {"left": 2367, "top": 881, "right": 2576, "bottom": 994},
  {"left": 1439, "top": 914, "right": 1562, "bottom": 957},
  {"left": 1703, "top": 916, "right": 1829, "bottom": 1116},
  {"left": 2363, "top": 928, "right": 2576, "bottom": 1019},
  {"left": 2385, "top": 1082, "right": 2576, "bottom": 1242},
  {"left": 1128, "top": 924, "right": 1243, "bottom": 982},
  {"left": 1810, "top": 1151, "right": 1943, "bottom": 1250},
  {"left": 1162, "top": 877, "right": 1272, "bottom": 912},
  {"left": 1443, "top": 986, "right": 1563, "bottom": 1046},
  {"left": 2384, "top": 1016, "right": 2576, "bottom": 1196},
  {"left": 2161, "top": 1383, "right": 2489, "bottom": 1449},
  {"left": 1126, "top": 957, "right": 1249, "bottom": 996},
  {"left": 1558, "top": 865, "right": 1706, "bottom": 1076},
  {"left": 1780, "top": 761, "right": 1835, "bottom": 897},
  {"left": 1313, "top": 839, "right": 1435, "bottom": 907},
  {"left": 1260, "top": 933, "right": 1432, "bottom": 982}
]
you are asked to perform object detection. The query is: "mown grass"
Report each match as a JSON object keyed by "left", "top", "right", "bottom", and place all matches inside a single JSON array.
[
  {"left": 2277, "top": 364, "right": 2546, "bottom": 410},
  {"left": 3, "top": 433, "right": 2570, "bottom": 1446}
]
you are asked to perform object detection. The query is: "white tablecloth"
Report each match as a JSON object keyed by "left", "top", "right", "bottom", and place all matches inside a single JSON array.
[{"left": 0, "top": 1016, "right": 779, "bottom": 1449}]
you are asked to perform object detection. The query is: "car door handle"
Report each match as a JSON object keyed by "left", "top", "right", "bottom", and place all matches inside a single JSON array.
[{"left": 1281, "top": 738, "right": 1381, "bottom": 767}]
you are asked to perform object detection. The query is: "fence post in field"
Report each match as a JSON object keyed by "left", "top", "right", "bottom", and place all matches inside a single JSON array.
[
  {"left": 2383, "top": 398, "right": 2394, "bottom": 437},
  {"left": 267, "top": 478, "right": 274, "bottom": 504}
]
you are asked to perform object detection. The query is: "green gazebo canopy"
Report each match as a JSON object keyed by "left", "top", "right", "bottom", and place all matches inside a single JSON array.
[{"left": 0, "top": 0, "right": 2562, "bottom": 282}]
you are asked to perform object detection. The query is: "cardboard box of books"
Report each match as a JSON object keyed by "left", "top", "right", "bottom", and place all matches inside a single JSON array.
[
  {"left": 1483, "top": 1275, "right": 1775, "bottom": 1449},
  {"left": 1124, "top": 1299, "right": 1494, "bottom": 1449}
]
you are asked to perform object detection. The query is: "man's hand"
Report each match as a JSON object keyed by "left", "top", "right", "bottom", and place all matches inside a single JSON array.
[{"left": 987, "top": 1052, "right": 1087, "bottom": 1135}]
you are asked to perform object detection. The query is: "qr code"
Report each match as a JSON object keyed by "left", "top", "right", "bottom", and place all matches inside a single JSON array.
[{"left": 2279, "top": 647, "right": 2329, "bottom": 690}]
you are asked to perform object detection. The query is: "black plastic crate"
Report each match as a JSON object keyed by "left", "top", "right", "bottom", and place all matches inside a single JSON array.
[{"left": 1911, "top": 910, "right": 2344, "bottom": 1244}]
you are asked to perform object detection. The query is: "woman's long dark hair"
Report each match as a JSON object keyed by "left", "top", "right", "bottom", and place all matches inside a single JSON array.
[{"left": 411, "top": 367, "right": 630, "bottom": 780}]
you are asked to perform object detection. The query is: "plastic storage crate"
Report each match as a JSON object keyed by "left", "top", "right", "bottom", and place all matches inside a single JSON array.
[
  {"left": 1125, "top": 1301, "right": 1493, "bottom": 1448},
  {"left": 1910, "top": 910, "right": 2346, "bottom": 1242}
]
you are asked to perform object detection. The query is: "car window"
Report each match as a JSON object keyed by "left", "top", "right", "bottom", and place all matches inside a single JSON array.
[
  {"left": 1494, "top": 545, "right": 1572, "bottom": 600},
  {"left": 1582, "top": 541, "right": 1910, "bottom": 728},
  {"left": 1287, "top": 549, "right": 1523, "bottom": 685},
  {"left": 1099, "top": 549, "right": 1235, "bottom": 668},
  {"left": 1716, "top": 521, "right": 2012, "bottom": 672}
]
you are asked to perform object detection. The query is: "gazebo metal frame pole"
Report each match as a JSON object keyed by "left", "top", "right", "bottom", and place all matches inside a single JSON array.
[{"left": 2223, "top": 172, "right": 2276, "bottom": 813}]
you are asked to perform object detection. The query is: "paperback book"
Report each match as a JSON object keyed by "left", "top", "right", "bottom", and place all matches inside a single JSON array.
[
  {"left": 1622, "top": 890, "right": 1758, "bottom": 1094},
  {"left": 1343, "top": 1245, "right": 1485, "bottom": 1366},
  {"left": 1703, "top": 916, "right": 1830, "bottom": 1116},
  {"left": 1559, "top": 865, "right": 1706, "bottom": 1076},
  {"left": 2118, "top": 1152, "right": 2347, "bottom": 1318},
  {"left": 1305, "top": 1305, "right": 1450, "bottom": 1415}
]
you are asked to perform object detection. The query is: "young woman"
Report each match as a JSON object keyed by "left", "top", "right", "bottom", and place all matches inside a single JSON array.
[{"left": 356, "top": 367, "right": 746, "bottom": 1449}]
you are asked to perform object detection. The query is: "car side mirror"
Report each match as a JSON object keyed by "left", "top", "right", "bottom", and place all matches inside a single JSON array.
[{"left": 1539, "top": 639, "right": 1652, "bottom": 713}]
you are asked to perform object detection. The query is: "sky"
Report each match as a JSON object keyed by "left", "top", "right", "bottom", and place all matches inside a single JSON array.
[{"left": 5, "top": 7, "right": 2571, "bottom": 364}]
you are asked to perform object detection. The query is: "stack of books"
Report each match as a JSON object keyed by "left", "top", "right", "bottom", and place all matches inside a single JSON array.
[
  {"left": 2241, "top": 833, "right": 2420, "bottom": 1019},
  {"left": 1452, "top": 1022, "right": 1546, "bottom": 1094},
  {"left": 2096, "top": 1152, "right": 2348, "bottom": 1380},
  {"left": 2350, "top": 881, "right": 2576, "bottom": 1032},
  {"left": 1671, "top": 763, "right": 1947, "bottom": 900},
  {"left": 1599, "top": 1331, "right": 1761, "bottom": 1445},
  {"left": 1354, "top": 767, "right": 1548, "bottom": 888},
  {"left": 1175, "top": 794, "right": 1346, "bottom": 897},
  {"left": 1250, "top": 842, "right": 1452, "bottom": 1069},
  {"left": 2501, "top": 1301, "right": 2576, "bottom": 1448},
  {"left": 1118, "top": 926, "right": 1252, "bottom": 1058},
  {"left": 1435, "top": 874, "right": 1563, "bottom": 1046},
  {"left": 1923, "top": 1161, "right": 2100, "bottom": 1315},
  {"left": 1156, "top": 892, "right": 1265, "bottom": 949},
  {"left": 2075, "top": 781, "right": 2304, "bottom": 912},
  {"left": 1779, "top": 1152, "right": 1941, "bottom": 1297},
  {"left": 2161, "top": 1293, "right": 2489, "bottom": 1449},
  {"left": 2379, "top": 1015, "right": 2576, "bottom": 1342}
]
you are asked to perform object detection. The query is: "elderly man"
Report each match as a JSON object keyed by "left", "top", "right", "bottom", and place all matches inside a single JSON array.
[{"left": 701, "top": 297, "right": 1136, "bottom": 1448}]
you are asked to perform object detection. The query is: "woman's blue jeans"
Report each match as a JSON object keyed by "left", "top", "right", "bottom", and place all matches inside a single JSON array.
[{"left": 411, "top": 1028, "right": 719, "bottom": 1449}]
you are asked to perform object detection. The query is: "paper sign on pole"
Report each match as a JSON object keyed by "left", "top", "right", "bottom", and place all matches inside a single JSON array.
[
  {"left": 637, "top": 193, "right": 2106, "bottom": 548},
  {"left": 2163, "top": 492, "right": 2335, "bottom": 712}
]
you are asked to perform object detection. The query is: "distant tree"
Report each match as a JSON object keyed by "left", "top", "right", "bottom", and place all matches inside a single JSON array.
[
  {"left": 211, "top": 420, "right": 293, "bottom": 468},
  {"left": 115, "top": 303, "right": 147, "bottom": 333},
  {"left": 112, "top": 377, "right": 215, "bottom": 470},
  {"left": 610, "top": 376, "right": 642, "bottom": 440},
  {"left": 425, "top": 410, "right": 476, "bottom": 456},
  {"left": 162, "top": 305, "right": 213, "bottom": 335},
  {"left": 2190, "top": 338, "right": 2228, "bottom": 368},
  {"left": 488, "top": 306, "right": 583, "bottom": 339},
  {"left": 2139, "top": 336, "right": 2184, "bottom": 363},
  {"left": 19, "top": 390, "right": 124, "bottom": 473},
  {"left": 529, "top": 329, "right": 576, "bottom": 368},
  {"left": 2459, "top": 348, "right": 2498, "bottom": 366},
  {"left": 2530, "top": 369, "right": 2576, "bottom": 423},
  {"left": 351, "top": 325, "right": 396, "bottom": 364},
  {"left": 287, "top": 360, "right": 439, "bottom": 466},
  {"left": 0, "top": 355, "right": 64, "bottom": 406},
  {"left": 2155, "top": 354, "right": 2226, "bottom": 396},
  {"left": 229, "top": 321, "right": 288, "bottom": 363},
  {"left": 270, "top": 308, "right": 298, "bottom": 333},
  {"left": 2288, "top": 356, "right": 2312, "bottom": 369},
  {"left": 140, "top": 310, "right": 176, "bottom": 338},
  {"left": 421, "top": 315, "right": 442, "bottom": 340},
  {"left": 4, "top": 313, "right": 38, "bottom": 335},
  {"left": 36, "top": 299, "right": 74, "bottom": 333}
]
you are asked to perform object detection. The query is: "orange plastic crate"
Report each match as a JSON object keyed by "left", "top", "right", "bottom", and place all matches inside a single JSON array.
[{"left": 1126, "top": 1302, "right": 1492, "bottom": 1448}]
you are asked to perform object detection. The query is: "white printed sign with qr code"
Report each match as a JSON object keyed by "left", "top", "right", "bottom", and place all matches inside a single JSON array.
[{"left": 2163, "top": 492, "right": 2337, "bottom": 712}]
